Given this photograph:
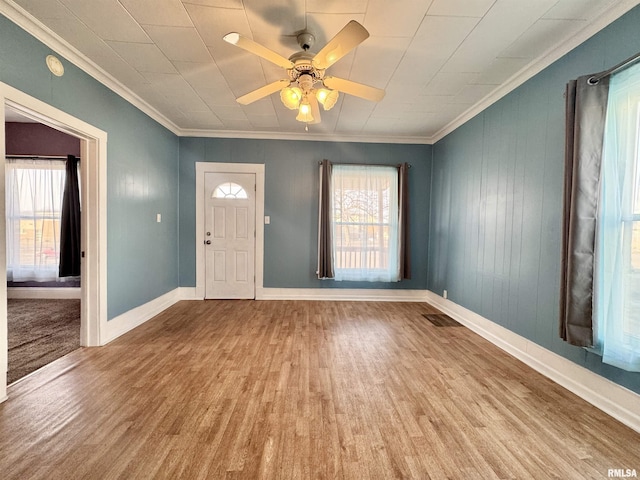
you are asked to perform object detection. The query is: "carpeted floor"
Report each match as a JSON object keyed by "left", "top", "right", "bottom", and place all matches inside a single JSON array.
[{"left": 7, "top": 299, "right": 81, "bottom": 384}]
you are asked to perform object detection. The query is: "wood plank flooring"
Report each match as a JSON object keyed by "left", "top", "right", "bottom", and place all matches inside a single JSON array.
[{"left": 0, "top": 300, "right": 638, "bottom": 479}]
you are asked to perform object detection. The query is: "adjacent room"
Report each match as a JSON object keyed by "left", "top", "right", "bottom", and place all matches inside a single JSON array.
[
  {"left": 0, "top": 0, "right": 639, "bottom": 478},
  {"left": 4, "top": 114, "right": 82, "bottom": 384}
]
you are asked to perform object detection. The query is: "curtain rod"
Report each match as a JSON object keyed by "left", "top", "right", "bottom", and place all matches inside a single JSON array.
[
  {"left": 5, "top": 155, "right": 80, "bottom": 160},
  {"left": 588, "top": 50, "right": 640, "bottom": 85},
  {"left": 318, "top": 161, "right": 411, "bottom": 168}
]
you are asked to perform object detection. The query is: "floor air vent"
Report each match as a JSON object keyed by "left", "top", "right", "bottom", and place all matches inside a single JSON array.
[{"left": 422, "top": 313, "right": 462, "bottom": 327}]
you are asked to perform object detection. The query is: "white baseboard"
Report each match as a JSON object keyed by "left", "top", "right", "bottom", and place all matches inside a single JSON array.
[
  {"left": 8, "top": 287, "right": 81, "bottom": 299},
  {"left": 104, "top": 288, "right": 183, "bottom": 344},
  {"left": 424, "top": 291, "right": 640, "bottom": 434},
  {"left": 257, "top": 287, "right": 428, "bottom": 302},
  {"left": 176, "top": 287, "right": 200, "bottom": 300}
]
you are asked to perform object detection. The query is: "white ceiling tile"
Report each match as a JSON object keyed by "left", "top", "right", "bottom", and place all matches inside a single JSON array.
[
  {"left": 543, "top": 0, "right": 617, "bottom": 20},
  {"left": 410, "top": 15, "right": 481, "bottom": 60},
  {"left": 183, "top": 0, "right": 244, "bottom": 7},
  {"left": 500, "top": 19, "right": 586, "bottom": 59},
  {"left": 451, "top": 83, "right": 497, "bottom": 104},
  {"left": 185, "top": 3, "right": 248, "bottom": 47},
  {"left": 364, "top": 0, "right": 434, "bottom": 37},
  {"left": 441, "top": 0, "right": 558, "bottom": 72},
  {"left": 120, "top": 0, "right": 192, "bottom": 27},
  {"left": 473, "top": 57, "right": 531, "bottom": 85},
  {"left": 12, "top": 0, "right": 70, "bottom": 20},
  {"left": 107, "top": 41, "right": 177, "bottom": 73},
  {"left": 422, "top": 72, "right": 480, "bottom": 96},
  {"left": 426, "top": 0, "right": 495, "bottom": 18},
  {"left": 247, "top": 114, "right": 281, "bottom": 128},
  {"left": 350, "top": 36, "right": 412, "bottom": 88},
  {"left": 173, "top": 61, "right": 227, "bottom": 91},
  {"left": 143, "top": 26, "right": 212, "bottom": 63},
  {"left": 243, "top": 0, "right": 306, "bottom": 43},
  {"left": 179, "top": 110, "right": 225, "bottom": 129},
  {"left": 307, "top": 0, "right": 368, "bottom": 14},
  {"left": 59, "top": 0, "right": 151, "bottom": 42}
]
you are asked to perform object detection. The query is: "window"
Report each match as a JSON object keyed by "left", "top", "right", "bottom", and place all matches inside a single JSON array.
[
  {"left": 596, "top": 62, "right": 640, "bottom": 371},
  {"left": 5, "top": 159, "right": 65, "bottom": 282},
  {"left": 212, "top": 182, "right": 247, "bottom": 199},
  {"left": 331, "top": 165, "right": 399, "bottom": 282}
]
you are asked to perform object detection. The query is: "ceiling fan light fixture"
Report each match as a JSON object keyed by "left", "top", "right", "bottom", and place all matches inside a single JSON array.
[
  {"left": 316, "top": 88, "right": 339, "bottom": 111},
  {"left": 296, "top": 98, "right": 314, "bottom": 123},
  {"left": 281, "top": 86, "right": 302, "bottom": 109}
]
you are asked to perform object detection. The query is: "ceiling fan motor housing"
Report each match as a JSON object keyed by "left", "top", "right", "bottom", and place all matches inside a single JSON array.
[{"left": 296, "top": 31, "right": 315, "bottom": 51}]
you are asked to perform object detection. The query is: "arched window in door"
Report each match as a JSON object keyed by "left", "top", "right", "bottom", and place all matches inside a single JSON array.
[{"left": 212, "top": 182, "right": 248, "bottom": 199}]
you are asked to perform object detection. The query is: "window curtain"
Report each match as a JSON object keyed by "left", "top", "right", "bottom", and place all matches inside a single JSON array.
[
  {"left": 5, "top": 158, "right": 65, "bottom": 282},
  {"left": 398, "top": 162, "right": 411, "bottom": 280},
  {"left": 59, "top": 155, "right": 81, "bottom": 277},
  {"left": 560, "top": 73, "right": 610, "bottom": 346},
  {"left": 596, "top": 63, "right": 640, "bottom": 371},
  {"left": 317, "top": 159, "right": 334, "bottom": 279}
]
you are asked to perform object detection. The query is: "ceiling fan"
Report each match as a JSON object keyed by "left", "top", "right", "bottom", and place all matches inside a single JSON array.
[{"left": 223, "top": 21, "right": 385, "bottom": 127}]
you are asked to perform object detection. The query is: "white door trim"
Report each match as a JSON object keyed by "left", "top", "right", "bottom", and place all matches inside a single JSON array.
[
  {"left": 0, "top": 82, "right": 108, "bottom": 401},
  {"left": 195, "top": 162, "right": 264, "bottom": 299}
]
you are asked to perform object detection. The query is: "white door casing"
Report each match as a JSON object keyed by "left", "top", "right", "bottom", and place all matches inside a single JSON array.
[
  {"left": 204, "top": 172, "right": 255, "bottom": 299},
  {"left": 195, "top": 163, "right": 264, "bottom": 300},
  {"left": 1, "top": 82, "right": 108, "bottom": 402}
]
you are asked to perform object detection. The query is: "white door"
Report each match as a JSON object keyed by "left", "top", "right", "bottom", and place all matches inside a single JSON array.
[{"left": 204, "top": 172, "right": 256, "bottom": 299}]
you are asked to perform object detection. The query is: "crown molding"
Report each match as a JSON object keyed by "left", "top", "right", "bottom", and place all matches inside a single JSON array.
[
  {"left": 0, "top": 0, "right": 181, "bottom": 135},
  {"left": 176, "top": 127, "right": 432, "bottom": 144},
  {"left": 430, "top": 0, "right": 640, "bottom": 143}
]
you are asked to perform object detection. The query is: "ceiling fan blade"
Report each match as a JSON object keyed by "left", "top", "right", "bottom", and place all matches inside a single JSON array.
[
  {"left": 308, "top": 95, "right": 322, "bottom": 124},
  {"left": 236, "top": 79, "right": 290, "bottom": 105},
  {"left": 312, "top": 20, "right": 369, "bottom": 70},
  {"left": 323, "top": 77, "right": 385, "bottom": 102},
  {"left": 223, "top": 33, "right": 293, "bottom": 69}
]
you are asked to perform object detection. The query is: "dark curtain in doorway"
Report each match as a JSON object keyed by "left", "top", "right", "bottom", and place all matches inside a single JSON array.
[
  {"left": 559, "top": 74, "right": 609, "bottom": 346},
  {"left": 59, "top": 155, "right": 81, "bottom": 277}
]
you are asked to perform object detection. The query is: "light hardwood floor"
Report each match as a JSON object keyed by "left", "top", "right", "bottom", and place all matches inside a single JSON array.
[{"left": 0, "top": 300, "right": 638, "bottom": 479}]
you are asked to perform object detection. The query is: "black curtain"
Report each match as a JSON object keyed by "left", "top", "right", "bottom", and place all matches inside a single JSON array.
[
  {"left": 59, "top": 155, "right": 81, "bottom": 277},
  {"left": 317, "top": 159, "right": 334, "bottom": 279},
  {"left": 398, "top": 162, "right": 411, "bottom": 280},
  {"left": 559, "top": 74, "right": 609, "bottom": 346}
]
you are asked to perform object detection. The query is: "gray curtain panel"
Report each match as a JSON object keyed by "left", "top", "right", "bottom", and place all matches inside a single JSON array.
[
  {"left": 59, "top": 155, "right": 81, "bottom": 277},
  {"left": 560, "top": 74, "right": 610, "bottom": 346},
  {"left": 317, "top": 159, "right": 334, "bottom": 279},
  {"left": 398, "top": 162, "right": 411, "bottom": 280}
]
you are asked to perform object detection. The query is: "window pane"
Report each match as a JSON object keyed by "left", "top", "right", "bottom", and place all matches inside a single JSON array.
[
  {"left": 331, "top": 165, "right": 399, "bottom": 282},
  {"left": 212, "top": 182, "right": 247, "bottom": 199},
  {"left": 5, "top": 160, "right": 66, "bottom": 282}
]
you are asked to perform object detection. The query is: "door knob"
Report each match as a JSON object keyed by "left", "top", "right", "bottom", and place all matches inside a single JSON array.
[{"left": 205, "top": 240, "right": 211, "bottom": 245}]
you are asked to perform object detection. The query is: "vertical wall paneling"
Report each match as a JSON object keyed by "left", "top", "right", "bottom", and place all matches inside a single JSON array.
[{"left": 428, "top": 6, "right": 640, "bottom": 394}]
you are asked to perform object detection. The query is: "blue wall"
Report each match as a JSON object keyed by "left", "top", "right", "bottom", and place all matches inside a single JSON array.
[
  {"left": 428, "top": 6, "right": 640, "bottom": 394},
  {"left": 179, "top": 138, "right": 431, "bottom": 290},
  {"left": 0, "top": 15, "right": 180, "bottom": 319}
]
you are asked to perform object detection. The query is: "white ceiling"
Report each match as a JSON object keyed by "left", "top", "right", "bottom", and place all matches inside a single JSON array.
[{"left": 2, "top": 0, "right": 639, "bottom": 143}]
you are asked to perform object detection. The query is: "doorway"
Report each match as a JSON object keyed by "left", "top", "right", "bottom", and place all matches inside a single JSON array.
[
  {"left": 204, "top": 172, "right": 256, "bottom": 299},
  {"left": 1, "top": 82, "right": 107, "bottom": 401},
  {"left": 5, "top": 113, "right": 82, "bottom": 383},
  {"left": 195, "top": 162, "right": 265, "bottom": 300}
]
